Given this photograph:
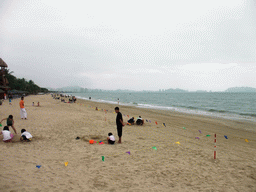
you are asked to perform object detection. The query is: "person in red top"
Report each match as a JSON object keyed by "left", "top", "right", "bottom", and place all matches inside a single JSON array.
[
  {"left": 19, "top": 97, "right": 27, "bottom": 120},
  {"left": 4, "top": 93, "right": 6, "bottom": 100}
]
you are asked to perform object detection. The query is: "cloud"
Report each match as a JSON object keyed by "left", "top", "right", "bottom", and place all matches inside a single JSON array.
[
  {"left": 180, "top": 63, "right": 239, "bottom": 73},
  {"left": 0, "top": 0, "right": 255, "bottom": 91}
]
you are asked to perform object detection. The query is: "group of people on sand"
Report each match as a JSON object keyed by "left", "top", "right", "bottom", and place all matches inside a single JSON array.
[
  {"left": 127, "top": 116, "right": 144, "bottom": 125},
  {"left": 1, "top": 95, "right": 137, "bottom": 145},
  {"left": 52, "top": 93, "right": 76, "bottom": 103},
  {"left": 106, "top": 107, "right": 144, "bottom": 145},
  {"left": 0, "top": 114, "right": 32, "bottom": 142},
  {"left": 0, "top": 96, "right": 33, "bottom": 142},
  {"left": 32, "top": 102, "right": 40, "bottom": 107}
]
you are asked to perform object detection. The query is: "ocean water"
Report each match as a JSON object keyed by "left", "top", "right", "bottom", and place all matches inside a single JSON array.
[{"left": 70, "top": 92, "right": 256, "bottom": 122}]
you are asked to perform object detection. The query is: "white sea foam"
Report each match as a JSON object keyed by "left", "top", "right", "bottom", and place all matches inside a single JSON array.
[{"left": 71, "top": 93, "right": 256, "bottom": 123}]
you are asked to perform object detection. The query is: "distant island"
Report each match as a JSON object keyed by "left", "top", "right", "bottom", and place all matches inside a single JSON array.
[
  {"left": 47, "top": 86, "right": 256, "bottom": 93},
  {"left": 224, "top": 87, "right": 256, "bottom": 93}
]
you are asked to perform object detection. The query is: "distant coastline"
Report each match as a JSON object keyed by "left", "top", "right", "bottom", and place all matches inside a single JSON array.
[{"left": 47, "top": 86, "right": 256, "bottom": 93}]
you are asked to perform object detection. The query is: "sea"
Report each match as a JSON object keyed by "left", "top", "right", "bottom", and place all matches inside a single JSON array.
[{"left": 69, "top": 92, "right": 256, "bottom": 123}]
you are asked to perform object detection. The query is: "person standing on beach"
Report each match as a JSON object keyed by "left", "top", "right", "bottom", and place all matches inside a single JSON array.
[
  {"left": 115, "top": 107, "right": 125, "bottom": 143},
  {"left": 19, "top": 96, "right": 27, "bottom": 120}
]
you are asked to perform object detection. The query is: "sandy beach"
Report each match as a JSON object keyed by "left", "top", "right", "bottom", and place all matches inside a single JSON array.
[{"left": 0, "top": 94, "right": 256, "bottom": 192}]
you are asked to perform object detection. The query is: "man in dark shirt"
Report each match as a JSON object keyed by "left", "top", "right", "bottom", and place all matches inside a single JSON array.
[{"left": 115, "top": 107, "right": 125, "bottom": 143}]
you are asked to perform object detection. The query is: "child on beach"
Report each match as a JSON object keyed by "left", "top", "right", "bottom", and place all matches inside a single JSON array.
[
  {"left": 136, "top": 116, "right": 144, "bottom": 125},
  {"left": 107, "top": 132, "right": 115, "bottom": 144},
  {"left": 127, "top": 117, "right": 135, "bottom": 125},
  {"left": 9, "top": 98, "right": 12, "bottom": 105},
  {"left": 32, "top": 102, "right": 34, "bottom": 106},
  {"left": 0, "top": 126, "right": 14, "bottom": 142},
  {"left": 0, "top": 115, "right": 17, "bottom": 134},
  {"left": 20, "top": 129, "right": 32, "bottom": 141}
]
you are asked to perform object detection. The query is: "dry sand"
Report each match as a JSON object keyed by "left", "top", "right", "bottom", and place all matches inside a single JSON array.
[{"left": 0, "top": 95, "right": 256, "bottom": 192}]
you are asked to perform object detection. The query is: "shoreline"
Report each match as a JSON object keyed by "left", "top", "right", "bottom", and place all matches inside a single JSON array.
[
  {"left": 74, "top": 94, "right": 256, "bottom": 123},
  {"left": 74, "top": 97, "right": 256, "bottom": 134}
]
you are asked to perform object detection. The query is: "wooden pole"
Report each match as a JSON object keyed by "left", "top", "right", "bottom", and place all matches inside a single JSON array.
[{"left": 214, "top": 134, "right": 217, "bottom": 159}]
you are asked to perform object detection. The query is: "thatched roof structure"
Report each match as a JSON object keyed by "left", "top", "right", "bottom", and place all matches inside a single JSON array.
[
  {"left": 0, "top": 89, "right": 4, "bottom": 93},
  {"left": 0, "top": 58, "right": 8, "bottom": 67}
]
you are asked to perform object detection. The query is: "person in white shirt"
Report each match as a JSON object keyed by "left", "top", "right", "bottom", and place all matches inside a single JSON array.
[
  {"left": 20, "top": 129, "right": 32, "bottom": 141},
  {"left": 0, "top": 126, "right": 14, "bottom": 142},
  {"left": 136, "top": 116, "right": 144, "bottom": 125},
  {"left": 107, "top": 132, "right": 115, "bottom": 145}
]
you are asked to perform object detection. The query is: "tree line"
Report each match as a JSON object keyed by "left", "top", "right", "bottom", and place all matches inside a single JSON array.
[{"left": 5, "top": 69, "right": 48, "bottom": 94}]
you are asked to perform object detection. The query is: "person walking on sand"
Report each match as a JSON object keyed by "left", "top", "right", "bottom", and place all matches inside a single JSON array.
[
  {"left": 19, "top": 96, "right": 27, "bottom": 120},
  {"left": 115, "top": 107, "right": 125, "bottom": 143},
  {"left": 0, "top": 115, "right": 17, "bottom": 134}
]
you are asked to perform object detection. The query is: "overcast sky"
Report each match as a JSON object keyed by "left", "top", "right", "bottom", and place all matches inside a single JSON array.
[{"left": 0, "top": 0, "right": 255, "bottom": 91}]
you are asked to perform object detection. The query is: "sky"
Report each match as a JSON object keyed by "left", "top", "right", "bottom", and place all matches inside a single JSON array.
[{"left": 0, "top": 0, "right": 255, "bottom": 91}]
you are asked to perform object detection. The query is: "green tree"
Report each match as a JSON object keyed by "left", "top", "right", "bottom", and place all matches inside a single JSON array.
[{"left": 4, "top": 69, "right": 48, "bottom": 94}]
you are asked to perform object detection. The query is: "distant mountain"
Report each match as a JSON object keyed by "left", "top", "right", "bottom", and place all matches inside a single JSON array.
[
  {"left": 195, "top": 90, "right": 208, "bottom": 93},
  {"left": 225, "top": 87, "right": 256, "bottom": 92},
  {"left": 47, "top": 86, "right": 86, "bottom": 92},
  {"left": 164, "top": 88, "right": 188, "bottom": 93}
]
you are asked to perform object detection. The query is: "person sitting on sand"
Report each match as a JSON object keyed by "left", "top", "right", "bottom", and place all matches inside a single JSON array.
[
  {"left": 136, "top": 116, "right": 144, "bottom": 125},
  {"left": 20, "top": 129, "right": 32, "bottom": 141},
  {"left": 32, "top": 102, "right": 34, "bottom": 106},
  {"left": 107, "top": 132, "right": 115, "bottom": 145},
  {"left": 0, "top": 115, "right": 17, "bottom": 134},
  {"left": 127, "top": 117, "right": 135, "bottom": 125},
  {"left": 0, "top": 126, "right": 14, "bottom": 142}
]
